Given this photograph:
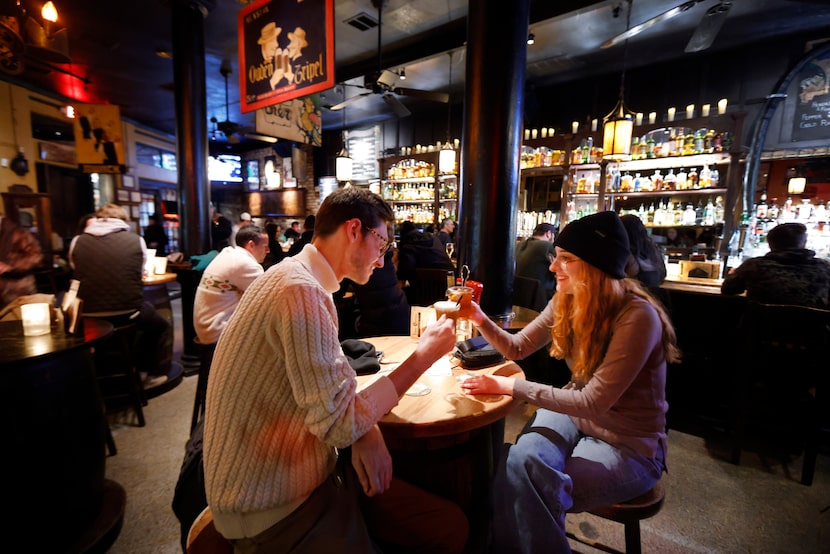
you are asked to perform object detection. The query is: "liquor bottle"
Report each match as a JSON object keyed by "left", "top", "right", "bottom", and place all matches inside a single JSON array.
[
  {"left": 646, "top": 135, "right": 656, "bottom": 159},
  {"left": 797, "top": 199, "right": 813, "bottom": 221},
  {"left": 674, "top": 201, "right": 684, "bottom": 225},
  {"left": 638, "top": 203, "right": 646, "bottom": 223},
  {"left": 714, "top": 196, "right": 724, "bottom": 223},
  {"left": 702, "top": 198, "right": 715, "bottom": 226},
  {"left": 695, "top": 200, "right": 704, "bottom": 225},
  {"left": 699, "top": 164, "right": 712, "bottom": 188},
  {"left": 688, "top": 167, "right": 699, "bottom": 189},
  {"left": 694, "top": 129, "right": 706, "bottom": 154},
  {"left": 663, "top": 168, "right": 677, "bottom": 190},
  {"left": 676, "top": 168, "right": 688, "bottom": 190},
  {"left": 633, "top": 173, "right": 642, "bottom": 192},
  {"left": 756, "top": 193, "right": 768, "bottom": 220},
  {"left": 620, "top": 171, "right": 633, "bottom": 192},
  {"left": 710, "top": 167, "right": 720, "bottom": 188},
  {"left": 652, "top": 170, "right": 663, "bottom": 190},
  {"left": 631, "top": 137, "right": 640, "bottom": 160},
  {"left": 683, "top": 203, "right": 697, "bottom": 226},
  {"left": 647, "top": 203, "right": 655, "bottom": 226},
  {"left": 814, "top": 201, "right": 828, "bottom": 224},
  {"left": 768, "top": 198, "right": 780, "bottom": 221},
  {"left": 640, "top": 173, "right": 653, "bottom": 192}
]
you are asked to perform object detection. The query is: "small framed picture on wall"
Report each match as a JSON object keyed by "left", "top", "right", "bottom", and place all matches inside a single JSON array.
[
  {"left": 122, "top": 175, "right": 136, "bottom": 190},
  {"left": 116, "top": 189, "right": 129, "bottom": 202}
]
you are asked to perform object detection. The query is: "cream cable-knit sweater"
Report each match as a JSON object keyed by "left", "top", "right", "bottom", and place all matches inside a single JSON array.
[
  {"left": 204, "top": 245, "right": 398, "bottom": 539},
  {"left": 193, "top": 245, "right": 263, "bottom": 345}
]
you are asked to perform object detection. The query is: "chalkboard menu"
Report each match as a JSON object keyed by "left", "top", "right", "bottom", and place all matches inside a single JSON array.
[
  {"left": 792, "top": 49, "right": 830, "bottom": 142},
  {"left": 346, "top": 127, "right": 380, "bottom": 182}
]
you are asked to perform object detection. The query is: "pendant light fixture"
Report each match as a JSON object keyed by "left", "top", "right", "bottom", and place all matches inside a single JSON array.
[
  {"left": 439, "top": 51, "right": 456, "bottom": 175},
  {"left": 335, "top": 89, "right": 352, "bottom": 182},
  {"left": 602, "top": 0, "right": 635, "bottom": 162}
]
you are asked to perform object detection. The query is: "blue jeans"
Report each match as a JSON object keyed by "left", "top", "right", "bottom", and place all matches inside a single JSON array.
[{"left": 490, "top": 409, "right": 664, "bottom": 554}]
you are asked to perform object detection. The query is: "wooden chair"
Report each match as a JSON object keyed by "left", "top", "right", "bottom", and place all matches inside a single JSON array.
[
  {"left": 411, "top": 267, "right": 453, "bottom": 307},
  {"left": 187, "top": 506, "right": 233, "bottom": 554},
  {"left": 567, "top": 481, "right": 666, "bottom": 554},
  {"left": 512, "top": 274, "right": 548, "bottom": 312},
  {"left": 731, "top": 301, "right": 830, "bottom": 485}
]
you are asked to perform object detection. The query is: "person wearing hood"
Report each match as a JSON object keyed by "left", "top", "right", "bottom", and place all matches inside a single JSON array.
[
  {"left": 69, "top": 203, "right": 172, "bottom": 387},
  {"left": 620, "top": 214, "right": 667, "bottom": 287},
  {"left": 396, "top": 221, "right": 454, "bottom": 301},
  {"left": 721, "top": 222, "right": 830, "bottom": 308}
]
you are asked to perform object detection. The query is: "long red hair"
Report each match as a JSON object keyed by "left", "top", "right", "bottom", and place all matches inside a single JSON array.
[{"left": 550, "top": 261, "right": 680, "bottom": 383}]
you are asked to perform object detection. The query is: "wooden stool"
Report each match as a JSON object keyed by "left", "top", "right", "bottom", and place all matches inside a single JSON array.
[
  {"left": 187, "top": 506, "right": 233, "bottom": 554},
  {"left": 568, "top": 481, "right": 665, "bottom": 554}
]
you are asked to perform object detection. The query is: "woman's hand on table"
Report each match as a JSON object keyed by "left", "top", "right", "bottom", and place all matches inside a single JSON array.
[
  {"left": 416, "top": 315, "right": 457, "bottom": 361},
  {"left": 351, "top": 425, "right": 392, "bottom": 497},
  {"left": 460, "top": 374, "right": 515, "bottom": 396}
]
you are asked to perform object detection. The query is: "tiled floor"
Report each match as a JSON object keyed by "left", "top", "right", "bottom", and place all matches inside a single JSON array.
[{"left": 103, "top": 292, "right": 830, "bottom": 553}]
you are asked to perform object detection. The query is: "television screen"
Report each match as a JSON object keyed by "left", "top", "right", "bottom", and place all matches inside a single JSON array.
[{"left": 208, "top": 154, "right": 243, "bottom": 183}]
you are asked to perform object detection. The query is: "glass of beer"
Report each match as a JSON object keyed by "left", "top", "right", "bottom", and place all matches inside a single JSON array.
[{"left": 447, "top": 285, "right": 475, "bottom": 319}]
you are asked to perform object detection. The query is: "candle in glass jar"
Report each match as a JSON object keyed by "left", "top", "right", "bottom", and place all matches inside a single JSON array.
[
  {"left": 635, "top": 113, "right": 643, "bottom": 126},
  {"left": 686, "top": 104, "right": 694, "bottom": 119},
  {"left": 591, "top": 119, "right": 598, "bottom": 132},
  {"left": 548, "top": 128, "right": 555, "bottom": 137},
  {"left": 21, "top": 303, "right": 51, "bottom": 336},
  {"left": 667, "top": 107, "right": 676, "bottom": 122},
  {"left": 531, "top": 128, "right": 538, "bottom": 139},
  {"left": 572, "top": 121, "right": 579, "bottom": 134},
  {"left": 718, "top": 98, "right": 728, "bottom": 114},
  {"left": 701, "top": 104, "right": 711, "bottom": 117},
  {"left": 524, "top": 129, "right": 530, "bottom": 140},
  {"left": 541, "top": 128, "right": 547, "bottom": 138},
  {"left": 648, "top": 112, "right": 657, "bottom": 124}
]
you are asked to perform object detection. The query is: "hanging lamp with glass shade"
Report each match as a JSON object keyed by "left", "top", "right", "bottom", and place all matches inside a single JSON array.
[
  {"left": 438, "top": 51, "right": 456, "bottom": 175},
  {"left": 335, "top": 94, "right": 353, "bottom": 182},
  {"left": 602, "top": 0, "right": 635, "bottom": 162}
]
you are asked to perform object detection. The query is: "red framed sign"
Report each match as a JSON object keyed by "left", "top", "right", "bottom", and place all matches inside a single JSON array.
[{"left": 238, "top": 0, "right": 335, "bottom": 114}]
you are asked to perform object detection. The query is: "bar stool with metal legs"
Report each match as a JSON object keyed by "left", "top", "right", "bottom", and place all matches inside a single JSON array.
[
  {"left": 85, "top": 309, "right": 146, "bottom": 428},
  {"left": 191, "top": 338, "right": 216, "bottom": 432}
]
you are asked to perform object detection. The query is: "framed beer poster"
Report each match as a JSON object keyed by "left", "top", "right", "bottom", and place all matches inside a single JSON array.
[{"left": 238, "top": 0, "right": 334, "bottom": 114}]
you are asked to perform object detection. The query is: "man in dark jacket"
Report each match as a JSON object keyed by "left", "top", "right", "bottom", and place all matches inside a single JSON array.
[
  {"left": 721, "top": 222, "right": 830, "bottom": 308},
  {"left": 396, "top": 221, "right": 454, "bottom": 304},
  {"left": 515, "top": 222, "right": 557, "bottom": 299}
]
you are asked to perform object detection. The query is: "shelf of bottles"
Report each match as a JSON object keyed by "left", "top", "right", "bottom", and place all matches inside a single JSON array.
[
  {"left": 517, "top": 210, "right": 558, "bottom": 238},
  {"left": 743, "top": 195, "right": 830, "bottom": 261},
  {"left": 381, "top": 158, "right": 457, "bottom": 225}
]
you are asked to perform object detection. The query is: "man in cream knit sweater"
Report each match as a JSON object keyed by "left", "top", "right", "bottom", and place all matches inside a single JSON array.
[{"left": 204, "top": 187, "right": 467, "bottom": 553}]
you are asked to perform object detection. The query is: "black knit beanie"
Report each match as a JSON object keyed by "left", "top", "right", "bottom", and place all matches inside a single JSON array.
[{"left": 553, "top": 211, "right": 631, "bottom": 279}]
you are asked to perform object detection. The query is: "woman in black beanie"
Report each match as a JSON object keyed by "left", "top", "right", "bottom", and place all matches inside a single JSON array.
[{"left": 460, "top": 211, "right": 679, "bottom": 554}]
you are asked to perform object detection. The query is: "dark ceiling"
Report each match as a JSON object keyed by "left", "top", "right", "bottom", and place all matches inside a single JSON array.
[{"left": 4, "top": 0, "right": 830, "bottom": 153}]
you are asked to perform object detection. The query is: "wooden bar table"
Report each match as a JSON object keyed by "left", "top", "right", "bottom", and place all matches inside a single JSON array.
[{"left": 358, "top": 335, "right": 524, "bottom": 534}]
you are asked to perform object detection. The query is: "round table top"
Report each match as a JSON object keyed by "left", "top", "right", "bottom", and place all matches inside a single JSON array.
[
  {"left": 142, "top": 272, "right": 178, "bottom": 286},
  {"left": 0, "top": 318, "right": 113, "bottom": 367},
  {"left": 358, "top": 335, "right": 524, "bottom": 440}
]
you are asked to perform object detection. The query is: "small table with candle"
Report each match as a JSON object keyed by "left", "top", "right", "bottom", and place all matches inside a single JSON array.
[
  {"left": 357, "top": 335, "right": 524, "bottom": 534},
  {"left": 0, "top": 318, "right": 126, "bottom": 552}
]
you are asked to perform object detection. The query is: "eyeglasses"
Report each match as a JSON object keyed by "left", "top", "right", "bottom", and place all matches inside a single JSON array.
[
  {"left": 366, "top": 227, "right": 395, "bottom": 257},
  {"left": 548, "top": 252, "right": 580, "bottom": 267}
]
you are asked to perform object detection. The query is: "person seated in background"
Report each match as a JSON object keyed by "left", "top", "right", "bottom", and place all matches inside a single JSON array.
[
  {"left": 210, "top": 204, "right": 232, "bottom": 251},
  {"left": 143, "top": 213, "right": 168, "bottom": 254},
  {"left": 69, "top": 203, "right": 172, "bottom": 387},
  {"left": 287, "top": 214, "right": 315, "bottom": 256},
  {"left": 284, "top": 220, "right": 302, "bottom": 242},
  {"left": 621, "top": 214, "right": 667, "bottom": 287},
  {"left": 721, "top": 222, "right": 830, "bottom": 308},
  {"left": 664, "top": 227, "right": 692, "bottom": 247},
  {"left": 436, "top": 217, "right": 455, "bottom": 248},
  {"left": 229, "top": 211, "right": 252, "bottom": 246},
  {"left": 396, "top": 221, "right": 455, "bottom": 304},
  {"left": 193, "top": 225, "right": 269, "bottom": 346},
  {"left": 352, "top": 247, "right": 410, "bottom": 337},
  {"left": 203, "top": 187, "right": 467, "bottom": 553},
  {"left": 515, "top": 222, "right": 557, "bottom": 299},
  {"left": 262, "top": 222, "right": 286, "bottom": 269},
  {"left": 459, "top": 211, "right": 679, "bottom": 553},
  {"left": 0, "top": 213, "right": 43, "bottom": 310}
]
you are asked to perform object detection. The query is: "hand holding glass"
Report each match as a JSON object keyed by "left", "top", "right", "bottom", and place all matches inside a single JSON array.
[{"left": 445, "top": 242, "right": 454, "bottom": 258}]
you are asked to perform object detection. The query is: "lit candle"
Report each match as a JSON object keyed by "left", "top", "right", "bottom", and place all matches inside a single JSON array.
[
  {"left": 21, "top": 303, "right": 51, "bottom": 336},
  {"left": 572, "top": 121, "right": 579, "bottom": 134},
  {"left": 531, "top": 128, "right": 538, "bottom": 139},
  {"left": 701, "top": 103, "right": 711, "bottom": 117},
  {"left": 454, "top": 138, "right": 460, "bottom": 149},
  {"left": 635, "top": 112, "right": 643, "bottom": 126},
  {"left": 686, "top": 104, "right": 695, "bottom": 119},
  {"left": 718, "top": 98, "right": 728, "bottom": 114},
  {"left": 648, "top": 112, "right": 657, "bottom": 124},
  {"left": 667, "top": 107, "right": 676, "bottom": 122},
  {"left": 591, "top": 119, "right": 598, "bottom": 132},
  {"left": 548, "top": 128, "right": 555, "bottom": 137},
  {"left": 541, "top": 128, "right": 547, "bottom": 138},
  {"left": 524, "top": 129, "right": 530, "bottom": 141}
]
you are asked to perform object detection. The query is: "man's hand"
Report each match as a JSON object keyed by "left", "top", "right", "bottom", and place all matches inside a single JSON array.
[
  {"left": 351, "top": 425, "right": 392, "bottom": 497},
  {"left": 416, "top": 315, "right": 457, "bottom": 361}
]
